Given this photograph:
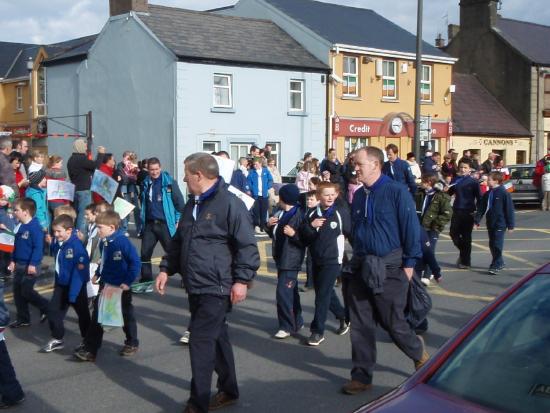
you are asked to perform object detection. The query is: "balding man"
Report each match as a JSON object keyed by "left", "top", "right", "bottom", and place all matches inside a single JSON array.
[{"left": 156, "top": 153, "right": 259, "bottom": 413}]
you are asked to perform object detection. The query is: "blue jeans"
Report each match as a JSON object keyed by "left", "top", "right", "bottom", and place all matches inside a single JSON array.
[
  {"left": 310, "top": 263, "right": 345, "bottom": 335},
  {"left": 276, "top": 270, "right": 303, "bottom": 332},
  {"left": 74, "top": 190, "right": 92, "bottom": 234},
  {"left": 488, "top": 228, "right": 505, "bottom": 269},
  {"left": 120, "top": 184, "right": 142, "bottom": 234}
]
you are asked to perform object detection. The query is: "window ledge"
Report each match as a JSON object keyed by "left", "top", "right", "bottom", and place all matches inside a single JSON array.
[
  {"left": 14, "top": 110, "right": 24, "bottom": 113},
  {"left": 211, "top": 107, "right": 236, "bottom": 113},
  {"left": 421, "top": 101, "right": 434, "bottom": 105},
  {"left": 287, "top": 111, "right": 308, "bottom": 117},
  {"left": 381, "top": 98, "right": 399, "bottom": 103},
  {"left": 341, "top": 96, "right": 362, "bottom": 101}
]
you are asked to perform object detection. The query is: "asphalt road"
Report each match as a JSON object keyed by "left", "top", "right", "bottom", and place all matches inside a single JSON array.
[{"left": 3, "top": 208, "right": 549, "bottom": 412}]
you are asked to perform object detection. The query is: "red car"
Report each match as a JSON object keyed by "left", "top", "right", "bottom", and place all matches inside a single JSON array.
[{"left": 355, "top": 262, "right": 550, "bottom": 413}]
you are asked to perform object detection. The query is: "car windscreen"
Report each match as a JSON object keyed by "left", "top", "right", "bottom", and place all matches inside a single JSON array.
[
  {"left": 509, "top": 167, "right": 534, "bottom": 180},
  {"left": 427, "top": 275, "right": 550, "bottom": 413}
]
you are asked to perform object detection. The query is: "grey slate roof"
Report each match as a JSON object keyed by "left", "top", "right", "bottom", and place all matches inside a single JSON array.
[
  {"left": 139, "top": 4, "right": 328, "bottom": 71},
  {"left": 43, "top": 34, "right": 98, "bottom": 65},
  {"left": 262, "top": 0, "right": 449, "bottom": 58},
  {"left": 496, "top": 18, "right": 550, "bottom": 65},
  {"left": 0, "top": 42, "right": 39, "bottom": 79},
  {"left": 452, "top": 73, "right": 531, "bottom": 137}
]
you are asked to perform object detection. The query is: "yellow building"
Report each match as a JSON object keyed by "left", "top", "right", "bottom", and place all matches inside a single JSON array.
[{"left": 0, "top": 43, "right": 48, "bottom": 142}]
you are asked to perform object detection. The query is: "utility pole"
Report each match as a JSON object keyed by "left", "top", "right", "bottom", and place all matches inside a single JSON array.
[
  {"left": 414, "top": 0, "right": 423, "bottom": 158},
  {"left": 86, "top": 111, "right": 93, "bottom": 156},
  {"left": 26, "top": 57, "right": 34, "bottom": 148}
]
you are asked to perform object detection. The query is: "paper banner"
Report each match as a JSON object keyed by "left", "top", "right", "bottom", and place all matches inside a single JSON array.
[
  {"left": 91, "top": 169, "right": 118, "bottom": 204},
  {"left": 212, "top": 155, "right": 236, "bottom": 184},
  {"left": 113, "top": 197, "right": 136, "bottom": 220},
  {"left": 0, "top": 231, "right": 15, "bottom": 253},
  {"left": 228, "top": 185, "right": 255, "bottom": 210},
  {"left": 47, "top": 180, "right": 75, "bottom": 201},
  {"left": 98, "top": 285, "right": 124, "bottom": 327}
]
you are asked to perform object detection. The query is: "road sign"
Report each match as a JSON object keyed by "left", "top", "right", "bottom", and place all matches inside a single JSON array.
[{"left": 419, "top": 116, "right": 431, "bottom": 142}]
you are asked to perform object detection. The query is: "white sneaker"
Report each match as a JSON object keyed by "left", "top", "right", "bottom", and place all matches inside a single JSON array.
[
  {"left": 179, "top": 330, "right": 191, "bottom": 344},
  {"left": 274, "top": 330, "right": 290, "bottom": 339},
  {"left": 421, "top": 277, "right": 431, "bottom": 286},
  {"left": 42, "top": 339, "right": 64, "bottom": 353}
]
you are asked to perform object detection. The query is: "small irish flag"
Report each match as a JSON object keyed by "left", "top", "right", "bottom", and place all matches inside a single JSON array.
[
  {"left": 503, "top": 181, "right": 514, "bottom": 193},
  {"left": 0, "top": 230, "right": 15, "bottom": 253}
]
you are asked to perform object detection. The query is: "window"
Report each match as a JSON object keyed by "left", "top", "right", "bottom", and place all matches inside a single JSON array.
[
  {"left": 343, "top": 56, "right": 358, "bottom": 96},
  {"left": 15, "top": 86, "right": 23, "bottom": 111},
  {"left": 516, "top": 150, "right": 526, "bottom": 164},
  {"left": 213, "top": 74, "right": 232, "bottom": 108},
  {"left": 37, "top": 66, "right": 47, "bottom": 116},
  {"left": 289, "top": 80, "right": 304, "bottom": 111},
  {"left": 344, "top": 137, "right": 369, "bottom": 157},
  {"left": 266, "top": 141, "right": 281, "bottom": 171},
  {"left": 230, "top": 143, "right": 252, "bottom": 162},
  {"left": 382, "top": 60, "right": 397, "bottom": 99},
  {"left": 544, "top": 75, "right": 550, "bottom": 112},
  {"left": 203, "top": 141, "right": 220, "bottom": 153},
  {"left": 421, "top": 65, "right": 432, "bottom": 102}
]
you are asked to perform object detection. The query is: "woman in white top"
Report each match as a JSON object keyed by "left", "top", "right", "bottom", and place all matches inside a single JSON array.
[
  {"left": 267, "top": 158, "right": 282, "bottom": 184},
  {"left": 406, "top": 152, "right": 422, "bottom": 183},
  {"left": 295, "top": 160, "right": 317, "bottom": 193}
]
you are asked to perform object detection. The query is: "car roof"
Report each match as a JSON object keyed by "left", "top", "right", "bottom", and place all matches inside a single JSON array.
[{"left": 507, "top": 164, "right": 535, "bottom": 168}]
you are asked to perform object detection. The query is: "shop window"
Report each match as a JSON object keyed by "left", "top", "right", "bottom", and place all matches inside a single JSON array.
[
  {"left": 343, "top": 56, "right": 358, "bottom": 97},
  {"left": 492, "top": 149, "right": 505, "bottom": 160},
  {"left": 15, "top": 86, "right": 23, "bottom": 112},
  {"left": 202, "top": 141, "right": 220, "bottom": 153},
  {"left": 516, "top": 150, "right": 526, "bottom": 165},
  {"left": 213, "top": 74, "right": 233, "bottom": 108},
  {"left": 421, "top": 65, "right": 432, "bottom": 102},
  {"left": 344, "top": 137, "right": 369, "bottom": 157},
  {"left": 382, "top": 60, "right": 397, "bottom": 99},
  {"left": 289, "top": 80, "right": 304, "bottom": 111}
]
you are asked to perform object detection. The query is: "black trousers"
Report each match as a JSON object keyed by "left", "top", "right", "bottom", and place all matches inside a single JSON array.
[
  {"left": 0, "top": 340, "right": 24, "bottom": 405},
  {"left": 84, "top": 288, "right": 138, "bottom": 355},
  {"left": 140, "top": 220, "right": 172, "bottom": 282},
  {"left": 450, "top": 210, "right": 475, "bottom": 266},
  {"left": 188, "top": 294, "right": 238, "bottom": 413},
  {"left": 346, "top": 267, "right": 423, "bottom": 385},
  {"left": 252, "top": 197, "right": 269, "bottom": 230},
  {"left": 48, "top": 284, "right": 91, "bottom": 340},
  {"left": 12, "top": 264, "right": 48, "bottom": 324}
]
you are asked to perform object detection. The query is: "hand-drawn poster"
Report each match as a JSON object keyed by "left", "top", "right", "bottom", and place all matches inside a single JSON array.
[
  {"left": 47, "top": 180, "right": 75, "bottom": 202},
  {"left": 113, "top": 197, "right": 136, "bottom": 220},
  {"left": 91, "top": 170, "right": 118, "bottom": 204},
  {"left": 98, "top": 285, "right": 124, "bottom": 327}
]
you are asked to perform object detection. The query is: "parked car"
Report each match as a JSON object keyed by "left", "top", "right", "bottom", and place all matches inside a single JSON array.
[
  {"left": 355, "top": 262, "right": 550, "bottom": 413},
  {"left": 281, "top": 166, "right": 299, "bottom": 184},
  {"left": 507, "top": 164, "right": 539, "bottom": 204}
]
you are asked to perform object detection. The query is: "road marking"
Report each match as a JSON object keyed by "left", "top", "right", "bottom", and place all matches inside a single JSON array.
[
  {"left": 428, "top": 285, "right": 494, "bottom": 302},
  {"left": 436, "top": 249, "right": 550, "bottom": 255}
]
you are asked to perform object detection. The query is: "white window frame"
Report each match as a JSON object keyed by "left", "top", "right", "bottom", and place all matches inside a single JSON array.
[
  {"left": 15, "top": 86, "right": 23, "bottom": 111},
  {"left": 202, "top": 141, "right": 220, "bottom": 153},
  {"left": 289, "top": 80, "right": 304, "bottom": 111},
  {"left": 37, "top": 66, "right": 47, "bottom": 116},
  {"left": 382, "top": 60, "right": 397, "bottom": 99},
  {"left": 230, "top": 143, "right": 252, "bottom": 161},
  {"left": 343, "top": 56, "right": 358, "bottom": 97},
  {"left": 421, "top": 64, "right": 432, "bottom": 102},
  {"left": 213, "top": 74, "right": 233, "bottom": 108}
]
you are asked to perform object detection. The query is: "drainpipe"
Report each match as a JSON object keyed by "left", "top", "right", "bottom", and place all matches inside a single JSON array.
[{"left": 329, "top": 46, "right": 338, "bottom": 151}]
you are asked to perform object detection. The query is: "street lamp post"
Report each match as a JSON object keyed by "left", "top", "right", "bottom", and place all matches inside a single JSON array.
[
  {"left": 26, "top": 57, "right": 33, "bottom": 146},
  {"left": 413, "top": 0, "right": 423, "bottom": 159}
]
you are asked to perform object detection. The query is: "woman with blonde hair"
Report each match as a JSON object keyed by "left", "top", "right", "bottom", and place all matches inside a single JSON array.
[{"left": 295, "top": 160, "right": 317, "bottom": 193}]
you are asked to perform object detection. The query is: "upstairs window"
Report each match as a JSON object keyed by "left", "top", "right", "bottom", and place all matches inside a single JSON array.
[
  {"left": 382, "top": 60, "right": 396, "bottom": 99},
  {"left": 37, "top": 66, "right": 47, "bottom": 116},
  {"left": 544, "top": 75, "right": 550, "bottom": 112},
  {"left": 421, "top": 65, "right": 432, "bottom": 102},
  {"left": 289, "top": 80, "right": 304, "bottom": 111},
  {"left": 15, "top": 86, "right": 23, "bottom": 111},
  {"left": 213, "top": 74, "right": 232, "bottom": 108},
  {"left": 343, "top": 56, "right": 358, "bottom": 96}
]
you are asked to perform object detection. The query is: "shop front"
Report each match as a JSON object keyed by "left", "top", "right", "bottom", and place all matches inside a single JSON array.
[
  {"left": 450, "top": 136, "right": 532, "bottom": 165},
  {"left": 332, "top": 116, "right": 450, "bottom": 159}
]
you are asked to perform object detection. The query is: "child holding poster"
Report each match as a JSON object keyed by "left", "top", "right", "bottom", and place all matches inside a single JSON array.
[
  {"left": 46, "top": 155, "right": 69, "bottom": 216},
  {"left": 0, "top": 186, "right": 17, "bottom": 281},
  {"left": 74, "top": 210, "right": 141, "bottom": 362}
]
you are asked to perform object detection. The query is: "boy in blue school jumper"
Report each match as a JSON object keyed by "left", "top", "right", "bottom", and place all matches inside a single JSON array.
[
  {"left": 475, "top": 171, "right": 515, "bottom": 275},
  {"left": 41, "top": 214, "right": 91, "bottom": 353},
  {"left": 8, "top": 198, "right": 49, "bottom": 328},
  {"left": 75, "top": 210, "right": 141, "bottom": 361}
]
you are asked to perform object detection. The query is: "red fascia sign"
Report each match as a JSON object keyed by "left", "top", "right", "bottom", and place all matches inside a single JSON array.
[{"left": 333, "top": 118, "right": 450, "bottom": 138}]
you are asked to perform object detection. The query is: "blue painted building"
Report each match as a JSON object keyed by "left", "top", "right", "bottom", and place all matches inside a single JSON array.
[{"left": 44, "top": 0, "right": 328, "bottom": 184}]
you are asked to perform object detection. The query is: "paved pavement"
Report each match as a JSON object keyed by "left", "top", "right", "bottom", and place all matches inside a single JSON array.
[{"left": 2, "top": 208, "right": 549, "bottom": 412}]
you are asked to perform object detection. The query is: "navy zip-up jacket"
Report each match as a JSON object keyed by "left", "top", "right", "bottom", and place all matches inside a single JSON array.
[
  {"left": 52, "top": 232, "right": 90, "bottom": 303},
  {"left": 382, "top": 157, "right": 417, "bottom": 194},
  {"left": 97, "top": 230, "right": 141, "bottom": 287},
  {"left": 449, "top": 175, "right": 481, "bottom": 212},
  {"left": 351, "top": 175, "right": 421, "bottom": 268},
  {"left": 474, "top": 185, "right": 515, "bottom": 230},
  {"left": 267, "top": 206, "right": 305, "bottom": 271},
  {"left": 301, "top": 203, "right": 351, "bottom": 265},
  {"left": 12, "top": 217, "right": 43, "bottom": 266}
]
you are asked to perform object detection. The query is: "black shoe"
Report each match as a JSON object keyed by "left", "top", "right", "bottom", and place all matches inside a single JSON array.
[
  {"left": 0, "top": 396, "right": 25, "bottom": 409},
  {"left": 336, "top": 319, "right": 350, "bottom": 336},
  {"left": 307, "top": 333, "right": 325, "bottom": 346},
  {"left": 74, "top": 349, "right": 96, "bottom": 362},
  {"left": 9, "top": 320, "right": 30, "bottom": 329}
]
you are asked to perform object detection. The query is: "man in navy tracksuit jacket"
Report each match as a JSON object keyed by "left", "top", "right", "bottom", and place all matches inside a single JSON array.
[
  {"left": 75, "top": 211, "right": 141, "bottom": 361},
  {"left": 448, "top": 160, "right": 481, "bottom": 268},
  {"left": 474, "top": 172, "right": 515, "bottom": 274},
  {"left": 247, "top": 158, "right": 273, "bottom": 231},
  {"left": 42, "top": 215, "right": 91, "bottom": 353},
  {"left": 341, "top": 147, "right": 427, "bottom": 395},
  {"left": 383, "top": 144, "right": 417, "bottom": 195}
]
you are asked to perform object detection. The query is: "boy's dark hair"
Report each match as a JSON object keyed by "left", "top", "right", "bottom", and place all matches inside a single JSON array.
[
  {"left": 52, "top": 214, "right": 74, "bottom": 230},
  {"left": 85, "top": 203, "right": 96, "bottom": 212},
  {"left": 147, "top": 157, "right": 161, "bottom": 167},
  {"left": 309, "top": 176, "right": 321, "bottom": 186},
  {"left": 421, "top": 172, "right": 438, "bottom": 187},
  {"left": 458, "top": 159, "right": 472, "bottom": 168},
  {"left": 489, "top": 171, "right": 504, "bottom": 184},
  {"left": 101, "top": 153, "right": 114, "bottom": 164},
  {"left": 385, "top": 143, "right": 399, "bottom": 154},
  {"left": 305, "top": 190, "right": 317, "bottom": 199},
  {"left": 14, "top": 198, "right": 36, "bottom": 216},
  {"left": 9, "top": 152, "right": 22, "bottom": 164},
  {"left": 96, "top": 210, "right": 121, "bottom": 228}
]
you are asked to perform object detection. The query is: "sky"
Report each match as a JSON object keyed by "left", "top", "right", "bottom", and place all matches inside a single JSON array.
[{"left": 0, "top": 0, "right": 549, "bottom": 47}]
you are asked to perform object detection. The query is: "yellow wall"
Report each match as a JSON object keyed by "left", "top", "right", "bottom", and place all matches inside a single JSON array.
[
  {"left": 0, "top": 80, "right": 30, "bottom": 128},
  {"left": 452, "top": 136, "right": 532, "bottom": 165},
  {"left": 331, "top": 52, "right": 452, "bottom": 121}
]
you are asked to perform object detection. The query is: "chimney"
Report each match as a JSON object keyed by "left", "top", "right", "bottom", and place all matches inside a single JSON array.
[
  {"left": 109, "top": 0, "right": 148, "bottom": 17},
  {"left": 435, "top": 33, "right": 445, "bottom": 48},
  {"left": 459, "top": 0, "right": 499, "bottom": 31},
  {"left": 448, "top": 24, "right": 460, "bottom": 42}
]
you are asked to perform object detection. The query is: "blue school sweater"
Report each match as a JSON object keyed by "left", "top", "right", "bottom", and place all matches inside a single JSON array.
[
  {"left": 98, "top": 230, "right": 141, "bottom": 287},
  {"left": 12, "top": 217, "right": 43, "bottom": 266},
  {"left": 52, "top": 232, "right": 90, "bottom": 303}
]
